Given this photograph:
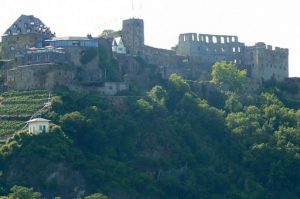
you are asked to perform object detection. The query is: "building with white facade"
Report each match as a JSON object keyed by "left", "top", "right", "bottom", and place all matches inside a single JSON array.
[
  {"left": 27, "top": 118, "right": 50, "bottom": 134},
  {"left": 112, "top": 38, "right": 126, "bottom": 54}
]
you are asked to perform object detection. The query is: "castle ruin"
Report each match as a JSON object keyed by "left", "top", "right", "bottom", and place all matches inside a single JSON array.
[
  {"left": 107, "top": 18, "right": 289, "bottom": 82},
  {"left": 176, "top": 33, "right": 288, "bottom": 81},
  {"left": 0, "top": 15, "right": 289, "bottom": 93}
]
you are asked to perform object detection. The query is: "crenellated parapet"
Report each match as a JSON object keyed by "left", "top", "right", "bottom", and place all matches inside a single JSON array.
[{"left": 244, "top": 42, "right": 289, "bottom": 81}]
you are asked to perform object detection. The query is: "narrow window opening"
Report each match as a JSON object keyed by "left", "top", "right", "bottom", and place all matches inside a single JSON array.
[
  {"left": 221, "top": 37, "right": 225, "bottom": 44},
  {"left": 212, "top": 36, "right": 217, "bottom": 43}
]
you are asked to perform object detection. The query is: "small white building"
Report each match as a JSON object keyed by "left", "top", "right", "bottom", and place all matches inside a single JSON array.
[
  {"left": 27, "top": 118, "right": 50, "bottom": 134},
  {"left": 112, "top": 39, "right": 118, "bottom": 52},
  {"left": 112, "top": 38, "right": 126, "bottom": 54}
]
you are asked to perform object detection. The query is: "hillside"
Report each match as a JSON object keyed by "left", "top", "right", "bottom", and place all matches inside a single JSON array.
[
  {"left": 0, "top": 90, "right": 50, "bottom": 144},
  {"left": 0, "top": 63, "right": 299, "bottom": 198}
]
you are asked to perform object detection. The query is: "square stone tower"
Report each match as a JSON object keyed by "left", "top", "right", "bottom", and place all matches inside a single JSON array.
[
  {"left": 121, "top": 18, "right": 144, "bottom": 56},
  {"left": 244, "top": 42, "right": 289, "bottom": 81}
]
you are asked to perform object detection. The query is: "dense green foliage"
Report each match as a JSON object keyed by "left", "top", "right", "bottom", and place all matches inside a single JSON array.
[
  {"left": 0, "top": 185, "right": 42, "bottom": 199},
  {"left": 262, "top": 78, "right": 300, "bottom": 109},
  {"left": 0, "top": 63, "right": 300, "bottom": 198},
  {"left": 211, "top": 61, "right": 249, "bottom": 92},
  {"left": 84, "top": 193, "right": 108, "bottom": 199},
  {"left": 0, "top": 185, "right": 107, "bottom": 199},
  {"left": 100, "top": 30, "right": 114, "bottom": 37}
]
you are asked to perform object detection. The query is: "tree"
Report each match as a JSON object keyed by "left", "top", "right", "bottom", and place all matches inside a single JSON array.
[
  {"left": 60, "top": 111, "right": 87, "bottom": 142},
  {"left": 136, "top": 98, "right": 153, "bottom": 113},
  {"left": 211, "top": 61, "right": 249, "bottom": 93},
  {"left": 148, "top": 85, "right": 168, "bottom": 106},
  {"left": 226, "top": 105, "right": 263, "bottom": 137},
  {"left": 84, "top": 193, "right": 108, "bottom": 199},
  {"left": 167, "top": 74, "right": 191, "bottom": 110},
  {"left": 60, "top": 111, "right": 86, "bottom": 133},
  {"left": 224, "top": 92, "right": 243, "bottom": 112},
  {"left": 100, "top": 29, "right": 115, "bottom": 38},
  {"left": 7, "top": 186, "right": 41, "bottom": 199},
  {"left": 168, "top": 73, "right": 190, "bottom": 94}
]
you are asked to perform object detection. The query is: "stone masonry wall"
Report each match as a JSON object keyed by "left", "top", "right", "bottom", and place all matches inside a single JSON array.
[
  {"left": 244, "top": 42, "right": 289, "bottom": 81},
  {"left": 176, "top": 33, "right": 245, "bottom": 67},
  {"left": 1, "top": 34, "right": 44, "bottom": 59},
  {"left": 121, "top": 18, "right": 144, "bottom": 56},
  {"left": 6, "top": 63, "right": 76, "bottom": 90}
]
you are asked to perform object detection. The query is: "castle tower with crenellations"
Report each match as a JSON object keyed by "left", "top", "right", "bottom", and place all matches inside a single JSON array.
[{"left": 243, "top": 42, "right": 289, "bottom": 81}]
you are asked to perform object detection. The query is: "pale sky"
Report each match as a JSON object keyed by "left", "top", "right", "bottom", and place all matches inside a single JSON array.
[{"left": 1, "top": 0, "right": 299, "bottom": 77}]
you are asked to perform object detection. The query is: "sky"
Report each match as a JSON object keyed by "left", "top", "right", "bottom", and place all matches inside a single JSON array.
[{"left": 1, "top": 0, "right": 299, "bottom": 77}]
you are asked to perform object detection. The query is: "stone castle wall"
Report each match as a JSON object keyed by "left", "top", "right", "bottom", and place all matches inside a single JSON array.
[
  {"left": 243, "top": 42, "right": 288, "bottom": 81},
  {"left": 2, "top": 16, "right": 290, "bottom": 93},
  {"left": 109, "top": 18, "right": 289, "bottom": 82},
  {"left": 1, "top": 33, "right": 45, "bottom": 59},
  {"left": 176, "top": 33, "right": 245, "bottom": 66},
  {"left": 6, "top": 63, "right": 76, "bottom": 90},
  {"left": 175, "top": 33, "right": 288, "bottom": 81}
]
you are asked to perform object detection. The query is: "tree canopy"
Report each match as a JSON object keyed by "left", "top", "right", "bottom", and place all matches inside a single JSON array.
[{"left": 211, "top": 61, "right": 249, "bottom": 92}]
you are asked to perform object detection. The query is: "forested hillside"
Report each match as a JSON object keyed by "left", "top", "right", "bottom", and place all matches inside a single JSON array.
[{"left": 0, "top": 62, "right": 300, "bottom": 199}]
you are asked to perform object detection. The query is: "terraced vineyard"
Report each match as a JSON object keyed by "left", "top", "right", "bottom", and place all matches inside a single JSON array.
[{"left": 0, "top": 90, "right": 50, "bottom": 144}]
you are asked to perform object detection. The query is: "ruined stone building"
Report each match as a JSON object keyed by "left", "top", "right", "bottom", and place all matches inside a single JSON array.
[
  {"left": 176, "top": 33, "right": 289, "bottom": 81},
  {"left": 107, "top": 18, "right": 289, "bottom": 82},
  {"left": 0, "top": 15, "right": 289, "bottom": 92},
  {"left": 1, "top": 15, "right": 54, "bottom": 60},
  {"left": 1, "top": 15, "right": 107, "bottom": 91},
  {"left": 243, "top": 42, "right": 288, "bottom": 81},
  {"left": 176, "top": 33, "right": 245, "bottom": 67}
]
